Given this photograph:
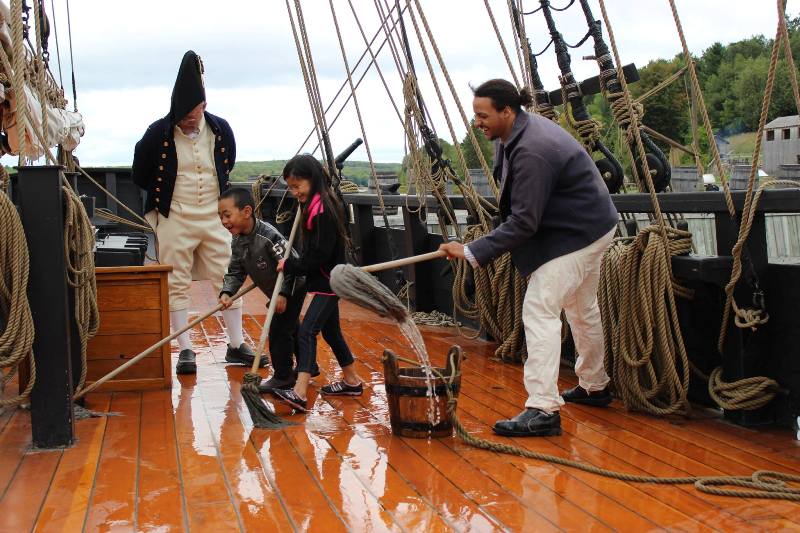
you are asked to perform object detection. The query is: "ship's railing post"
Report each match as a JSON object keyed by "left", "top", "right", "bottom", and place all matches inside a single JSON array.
[{"left": 17, "top": 165, "right": 76, "bottom": 448}]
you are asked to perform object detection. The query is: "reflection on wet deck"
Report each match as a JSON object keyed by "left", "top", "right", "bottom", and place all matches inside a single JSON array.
[{"left": 1, "top": 281, "right": 799, "bottom": 531}]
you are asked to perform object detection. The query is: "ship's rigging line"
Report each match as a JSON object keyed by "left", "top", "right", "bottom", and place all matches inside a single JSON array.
[
  {"left": 399, "top": 0, "right": 528, "bottom": 358},
  {"left": 419, "top": 0, "right": 799, "bottom": 499},
  {"left": 287, "top": 0, "right": 407, "bottom": 290},
  {"left": 482, "top": 0, "right": 521, "bottom": 89},
  {"left": 0, "top": 191, "right": 36, "bottom": 410},
  {"left": 48, "top": 0, "right": 63, "bottom": 89}
]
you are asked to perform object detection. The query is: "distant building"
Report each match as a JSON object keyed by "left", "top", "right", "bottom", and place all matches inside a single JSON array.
[{"left": 763, "top": 115, "right": 800, "bottom": 177}]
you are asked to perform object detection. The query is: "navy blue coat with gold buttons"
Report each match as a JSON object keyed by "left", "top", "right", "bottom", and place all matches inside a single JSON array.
[{"left": 132, "top": 111, "right": 236, "bottom": 217}]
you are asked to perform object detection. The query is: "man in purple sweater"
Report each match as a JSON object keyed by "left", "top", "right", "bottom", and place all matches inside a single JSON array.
[{"left": 440, "top": 79, "right": 618, "bottom": 437}]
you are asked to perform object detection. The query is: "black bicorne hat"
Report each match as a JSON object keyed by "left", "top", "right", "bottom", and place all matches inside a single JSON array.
[{"left": 169, "top": 50, "right": 205, "bottom": 124}]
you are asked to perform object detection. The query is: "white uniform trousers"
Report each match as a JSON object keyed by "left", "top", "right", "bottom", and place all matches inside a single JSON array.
[
  {"left": 147, "top": 200, "right": 241, "bottom": 312},
  {"left": 521, "top": 228, "right": 615, "bottom": 412}
]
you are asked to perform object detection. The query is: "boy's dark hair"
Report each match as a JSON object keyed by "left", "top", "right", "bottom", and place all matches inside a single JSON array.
[
  {"left": 219, "top": 187, "right": 255, "bottom": 213},
  {"left": 471, "top": 78, "right": 533, "bottom": 113}
]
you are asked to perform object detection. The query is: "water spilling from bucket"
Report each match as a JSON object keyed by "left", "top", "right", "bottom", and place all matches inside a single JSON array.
[
  {"left": 330, "top": 264, "right": 440, "bottom": 426},
  {"left": 397, "top": 318, "right": 439, "bottom": 426}
]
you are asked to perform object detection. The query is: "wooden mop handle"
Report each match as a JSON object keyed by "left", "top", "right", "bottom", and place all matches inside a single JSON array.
[
  {"left": 360, "top": 250, "right": 447, "bottom": 273},
  {"left": 74, "top": 282, "right": 257, "bottom": 400},
  {"left": 250, "top": 208, "right": 303, "bottom": 373}
]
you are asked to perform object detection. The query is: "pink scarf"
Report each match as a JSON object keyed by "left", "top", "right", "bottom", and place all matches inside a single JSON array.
[{"left": 306, "top": 193, "right": 324, "bottom": 230}]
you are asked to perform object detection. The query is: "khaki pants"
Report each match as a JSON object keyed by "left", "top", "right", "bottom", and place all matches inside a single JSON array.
[
  {"left": 521, "top": 228, "right": 615, "bottom": 412},
  {"left": 146, "top": 201, "right": 241, "bottom": 312}
]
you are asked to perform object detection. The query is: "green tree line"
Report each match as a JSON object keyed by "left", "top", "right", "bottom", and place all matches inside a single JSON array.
[{"left": 583, "top": 14, "right": 800, "bottom": 168}]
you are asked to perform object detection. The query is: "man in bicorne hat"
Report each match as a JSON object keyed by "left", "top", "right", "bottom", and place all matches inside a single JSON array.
[{"left": 132, "top": 50, "right": 259, "bottom": 374}]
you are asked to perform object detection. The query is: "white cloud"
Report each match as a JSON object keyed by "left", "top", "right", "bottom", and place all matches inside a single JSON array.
[{"left": 5, "top": 0, "right": 795, "bottom": 167}]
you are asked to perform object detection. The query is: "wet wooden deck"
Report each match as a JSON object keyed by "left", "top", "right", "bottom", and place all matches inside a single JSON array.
[{"left": 2, "top": 280, "right": 800, "bottom": 532}]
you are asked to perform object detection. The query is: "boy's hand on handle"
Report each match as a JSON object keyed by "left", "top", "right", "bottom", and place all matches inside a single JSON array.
[
  {"left": 219, "top": 293, "right": 233, "bottom": 309},
  {"left": 274, "top": 295, "right": 287, "bottom": 314},
  {"left": 277, "top": 259, "right": 286, "bottom": 272},
  {"left": 439, "top": 241, "right": 465, "bottom": 260}
]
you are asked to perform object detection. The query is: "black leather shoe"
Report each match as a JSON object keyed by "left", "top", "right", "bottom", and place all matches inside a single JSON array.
[
  {"left": 493, "top": 409, "right": 562, "bottom": 437},
  {"left": 176, "top": 349, "right": 197, "bottom": 375},
  {"left": 225, "top": 343, "right": 268, "bottom": 368},
  {"left": 561, "top": 385, "right": 612, "bottom": 407},
  {"left": 258, "top": 374, "right": 297, "bottom": 393}
]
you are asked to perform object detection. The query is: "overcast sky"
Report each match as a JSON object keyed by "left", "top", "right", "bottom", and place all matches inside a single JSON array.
[{"left": 11, "top": 0, "right": 796, "bottom": 166}]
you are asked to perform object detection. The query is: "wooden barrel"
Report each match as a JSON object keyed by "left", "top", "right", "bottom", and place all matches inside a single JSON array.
[{"left": 382, "top": 346, "right": 462, "bottom": 438}]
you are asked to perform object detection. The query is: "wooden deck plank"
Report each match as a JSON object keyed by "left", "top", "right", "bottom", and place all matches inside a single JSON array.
[
  {"left": 0, "top": 407, "right": 31, "bottom": 498},
  {"left": 556, "top": 373, "right": 800, "bottom": 475},
  {"left": 319, "top": 334, "right": 602, "bottom": 532},
  {"left": 344, "top": 326, "right": 683, "bottom": 532},
  {"left": 83, "top": 392, "right": 142, "bottom": 531},
  {"left": 137, "top": 389, "right": 187, "bottom": 532},
  {"left": 0, "top": 444, "right": 62, "bottom": 533},
  {"left": 239, "top": 314, "right": 464, "bottom": 532},
  {"left": 424, "top": 330, "right": 800, "bottom": 525},
  {"left": 10, "top": 285, "right": 800, "bottom": 533},
  {"left": 198, "top": 315, "right": 317, "bottom": 532},
  {"left": 415, "top": 327, "right": 793, "bottom": 528},
  {"left": 33, "top": 394, "right": 112, "bottom": 533},
  {"left": 305, "top": 343, "right": 534, "bottom": 531},
  {"left": 239, "top": 314, "right": 447, "bottom": 532},
  {"left": 171, "top": 372, "right": 243, "bottom": 532},
  {"left": 353, "top": 318, "right": 795, "bottom": 531},
  {"left": 249, "top": 427, "right": 350, "bottom": 532}
]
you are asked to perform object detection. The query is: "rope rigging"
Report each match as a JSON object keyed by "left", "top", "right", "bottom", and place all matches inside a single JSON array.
[
  {"left": 538, "top": 0, "right": 628, "bottom": 193},
  {"left": 576, "top": 0, "right": 671, "bottom": 193},
  {"left": 0, "top": 189, "right": 36, "bottom": 409}
]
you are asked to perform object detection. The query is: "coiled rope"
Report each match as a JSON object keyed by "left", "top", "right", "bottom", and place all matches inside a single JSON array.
[
  {"left": 63, "top": 184, "right": 99, "bottom": 392},
  {"left": 0, "top": 190, "right": 36, "bottom": 409},
  {"left": 390, "top": 352, "right": 800, "bottom": 502},
  {"left": 599, "top": 226, "right": 694, "bottom": 416}
]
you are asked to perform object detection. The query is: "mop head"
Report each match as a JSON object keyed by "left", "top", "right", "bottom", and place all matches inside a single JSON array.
[
  {"left": 330, "top": 264, "right": 409, "bottom": 322},
  {"left": 241, "top": 372, "right": 294, "bottom": 429}
]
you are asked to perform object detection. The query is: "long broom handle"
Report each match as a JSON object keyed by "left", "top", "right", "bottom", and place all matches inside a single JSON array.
[
  {"left": 361, "top": 250, "right": 447, "bottom": 273},
  {"left": 74, "top": 282, "right": 258, "bottom": 400},
  {"left": 249, "top": 208, "right": 303, "bottom": 374}
]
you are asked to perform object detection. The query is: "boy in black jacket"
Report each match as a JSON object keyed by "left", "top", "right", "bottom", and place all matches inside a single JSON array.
[{"left": 218, "top": 187, "right": 313, "bottom": 392}]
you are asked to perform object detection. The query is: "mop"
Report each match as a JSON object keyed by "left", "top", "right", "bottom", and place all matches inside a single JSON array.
[{"left": 240, "top": 209, "right": 304, "bottom": 429}]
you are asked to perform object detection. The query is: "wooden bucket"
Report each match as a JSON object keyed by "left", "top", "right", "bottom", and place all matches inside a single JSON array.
[{"left": 382, "top": 346, "right": 462, "bottom": 438}]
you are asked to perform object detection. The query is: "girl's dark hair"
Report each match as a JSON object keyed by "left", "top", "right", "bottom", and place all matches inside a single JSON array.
[
  {"left": 471, "top": 78, "right": 533, "bottom": 113},
  {"left": 282, "top": 154, "right": 349, "bottom": 243}
]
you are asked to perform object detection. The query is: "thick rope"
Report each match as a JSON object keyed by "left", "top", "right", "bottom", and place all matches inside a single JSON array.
[
  {"left": 409, "top": 0, "right": 498, "bottom": 198},
  {"left": 10, "top": 0, "right": 29, "bottom": 163},
  {"left": 0, "top": 190, "right": 36, "bottom": 408},
  {"left": 599, "top": 0, "right": 780, "bottom": 413},
  {"left": 32, "top": 0, "right": 49, "bottom": 148},
  {"left": 411, "top": 310, "right": 460, "bottom": 327},
  {"left": 328, "top": 0, "right": 400, "bottom": 273},
  {"left": 401, "top": 73, "right": 461, "bottom": 237},
  {"left": 483, "top": 0, "right": 520, "bottom": 88},
  {"left": 63, "top": 184, "right": 99, "bottom": 392},
  {"left": 17, "top": 101, "right": 99, "bottom": 396},
  {"left": 717, "top": 6, "right": 787, "bottom": 351},
  {"left": 596, "top": 0, "right": 696, "bottom": 416},
  {"left": 599, "top": 228, "right": 693, "bottom": 416},
  {"left": 392, "top": 1, "right": 526, "bottom": 359},
  {"left": 285, "top": 0, "right": 329, "bottom": 170},
  {"left": 296, "top": 3, "right": 407, "bottom": 156},
  {"left": 391, "top": 352, "right": 800, "bottom": 502}
]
